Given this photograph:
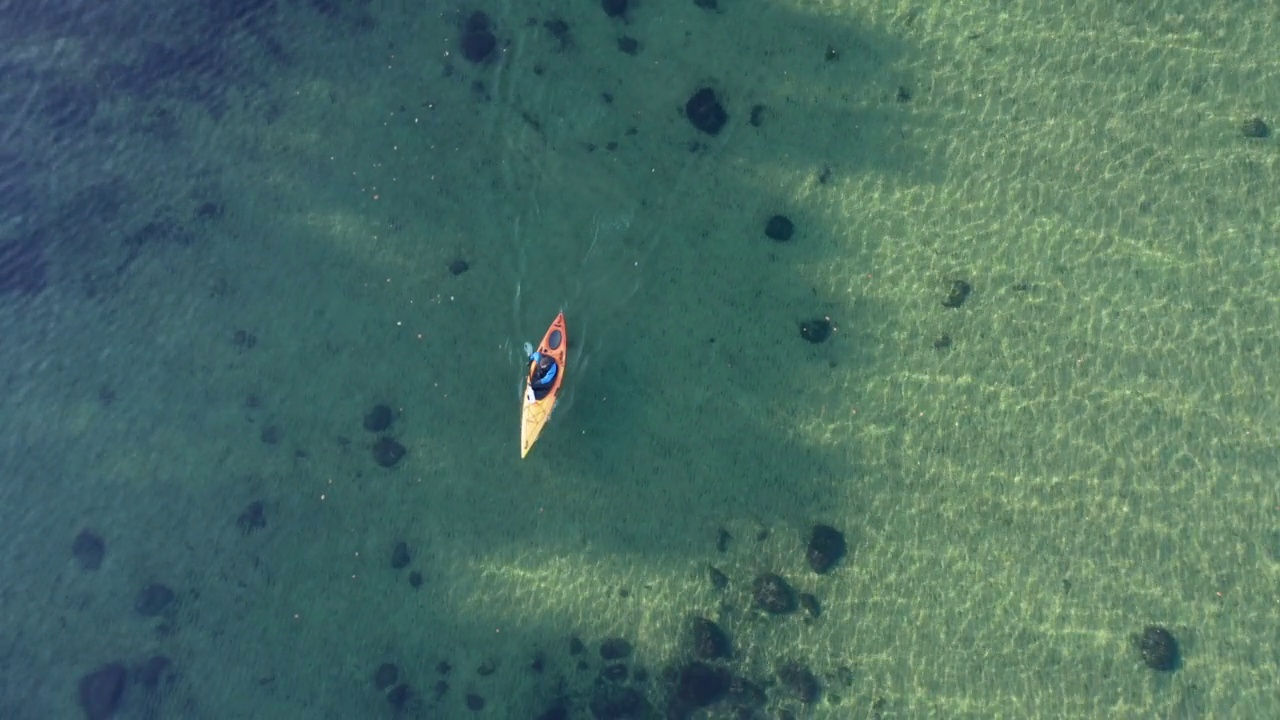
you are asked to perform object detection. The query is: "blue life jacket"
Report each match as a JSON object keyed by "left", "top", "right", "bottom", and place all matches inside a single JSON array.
[{"left": 530, "top": 352, "right": 558, "bottom": 388}]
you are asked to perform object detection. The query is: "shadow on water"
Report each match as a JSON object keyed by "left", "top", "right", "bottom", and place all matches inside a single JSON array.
[
  {"left": 0, "top": 0, "right": 956, "bottom": 718},
  {"left": 488, "top": 0, "right": 940, "bottom": 534},
  {"left": 355, "top": 2, "right": 953, "bottom": 718},
  {"left": 0, "top": 0, "right": 294, "bottom": 306}
]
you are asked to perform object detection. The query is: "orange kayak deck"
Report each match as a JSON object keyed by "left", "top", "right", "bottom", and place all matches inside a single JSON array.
[{"left": 521, "top": 311, "right": 567, "bottom": 458}]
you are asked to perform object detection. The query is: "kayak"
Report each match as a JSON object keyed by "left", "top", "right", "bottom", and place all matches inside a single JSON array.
[{"left": 521, "top": 311, "right": 567, "bottom": 458}]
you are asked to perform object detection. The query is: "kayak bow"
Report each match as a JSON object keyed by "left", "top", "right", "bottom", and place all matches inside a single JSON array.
[{"left": 521, "top": 311, "right": 567, "bottom": 458}]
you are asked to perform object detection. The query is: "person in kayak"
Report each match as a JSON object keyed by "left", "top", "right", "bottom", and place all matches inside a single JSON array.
[{"left": 527, "top": 351, "right": 559, "bottom": 401}]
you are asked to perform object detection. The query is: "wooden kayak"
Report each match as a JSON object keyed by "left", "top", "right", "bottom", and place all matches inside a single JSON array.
[{"left": 521, "top": 311, "right": 567, "bottom": 458}]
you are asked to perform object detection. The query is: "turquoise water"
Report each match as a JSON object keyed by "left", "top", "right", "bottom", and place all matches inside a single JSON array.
[{"left": 1, "top": 0, "right": 1278, "bottom": 717}]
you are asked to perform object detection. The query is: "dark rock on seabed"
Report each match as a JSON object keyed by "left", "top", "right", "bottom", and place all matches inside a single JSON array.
[
  {"left": 363, "top": 404, "right": 393, "bottom": 432},
  {"left": 374, "top": 662, "right": 398, "bottom": 690},
  {"left": 1133, "top": 625, "right": 1180, "bottom": 671},
  {"left": 752, "top": 573, "right": 797, "bottom": 614},
  {"left": 599, "top": 637, "right": 633, "bottom": 660},
  {"left": 372, "top": 437, "right": 406, "bottom": 467},
  {"left": 690, "top": 617, "right": 731, "bottom": 660},
  {"left": 460, "top": 12, "right": 497, "bottom": 64},
  {"left": 764, "top": 214, "right": 794, "bottom": 241},
  {"left": 391, "top": 541, "right": 411, "bottom": 569},
  {"left": 72, "top": 529, "right": 106, "bottom": 570},
  {"left": 800, "top": 317, "right": 834, "bottom": 344},
  {"left": 135, "top": 583, "right": 176, "bottom": 617},
  {"left": 686, "top": 88, "right": 728, "bottom": 136},
  {"left": 78, "top": 663, "right": 127, "bottom": 720},
  {"left": 806, "top": 524, "right": 847, "bottom": 573}
]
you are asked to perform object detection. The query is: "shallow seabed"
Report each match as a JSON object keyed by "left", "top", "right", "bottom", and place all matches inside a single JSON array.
[{"left": 1, "top": 0, "right": 1277, "bottom": 717}]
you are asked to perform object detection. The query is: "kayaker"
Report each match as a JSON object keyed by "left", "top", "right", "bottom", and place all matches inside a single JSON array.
[{"left": 528, "top": 351, "right": 559, "bottom": 400}]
